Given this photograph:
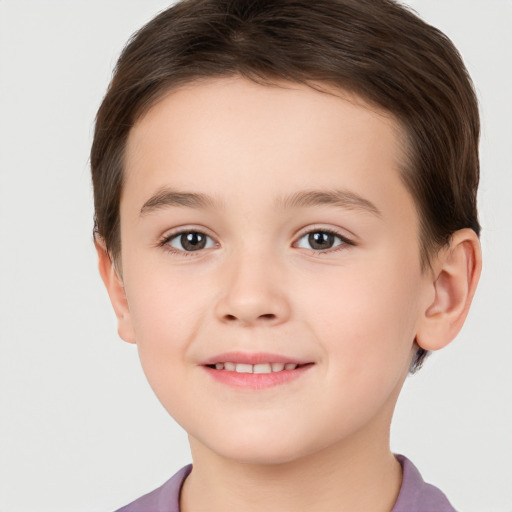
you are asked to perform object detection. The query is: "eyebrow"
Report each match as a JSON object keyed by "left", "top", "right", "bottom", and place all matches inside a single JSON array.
[
  {"left": 139, "top": 186, "right": 381, "bottom": 217},
  {"left": 140, "top": 188, "right": 223, "bottom": 215},
  {"left": 276, "top": 189, "right": 381, "bottom": 217}
]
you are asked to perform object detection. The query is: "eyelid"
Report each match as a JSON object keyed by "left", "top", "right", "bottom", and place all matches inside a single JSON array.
[
  {"left": 158, "top": 226, "right": 219, "bottom": 256},
  {"left": 158, "top": 224, "right": 355, "bottom": 256},
  {"left": 294, "top": 225, "right": 355, "bottom": 253}
]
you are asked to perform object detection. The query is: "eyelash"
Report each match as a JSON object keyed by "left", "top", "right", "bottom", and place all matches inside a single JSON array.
[{"left": 158, "top": 226, "right": 355, "bottom": 257}]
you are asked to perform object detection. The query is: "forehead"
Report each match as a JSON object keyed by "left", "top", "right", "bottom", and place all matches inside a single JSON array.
[
  {"left": 122, "top": 77, "right": 413, "bottom": 225},
  {"left": 127, "top": 77, "right": 403, "bottom": 159}
]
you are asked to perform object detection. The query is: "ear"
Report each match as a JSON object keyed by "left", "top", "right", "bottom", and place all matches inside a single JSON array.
[
  {"left": 95, "top": 238, "right": 136, "bottom": 344},
  {"left": 416, "top": 229, "right": 482, "bottom": 351}
]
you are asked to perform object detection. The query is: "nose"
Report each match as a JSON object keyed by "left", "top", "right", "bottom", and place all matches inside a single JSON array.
[{"left": 214, "top": 249, "right": 291, "bottom": 327}]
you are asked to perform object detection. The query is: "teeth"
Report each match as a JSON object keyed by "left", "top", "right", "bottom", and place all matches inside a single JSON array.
[
  {"left": 213, "top": 362, "right": 300, "bottom": 373},
  {"left": 253, "top": 363, "right": 272, "bottom": 374},
  {"left": 235, "top": 363, "right": 253, "bottom": 373}
]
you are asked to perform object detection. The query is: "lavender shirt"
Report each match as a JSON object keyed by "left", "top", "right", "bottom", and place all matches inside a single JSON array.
[{"left": 115, "top": 454, "right": 456, "bottom": 512}]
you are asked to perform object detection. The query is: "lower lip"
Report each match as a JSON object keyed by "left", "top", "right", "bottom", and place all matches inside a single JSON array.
[{"left": 203, "top": 364, "right": 313, "bottom": 390}]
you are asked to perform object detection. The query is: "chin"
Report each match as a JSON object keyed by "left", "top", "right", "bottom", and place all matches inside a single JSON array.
[
  {"left": 221, "top": 443, "right": 307, "bottom": 466},
  {"left": 193, "top": 422, "right": 329, "bottom": 467}
]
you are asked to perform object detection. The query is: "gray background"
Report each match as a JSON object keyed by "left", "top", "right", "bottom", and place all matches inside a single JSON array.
[{"left": 0, "top": 1, "right": 510, "bottom": 511}]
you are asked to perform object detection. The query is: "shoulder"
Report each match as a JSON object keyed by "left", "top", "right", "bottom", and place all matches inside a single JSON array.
[
  {"left": 392, "top": 455, "right": 457, "bottom": 512},
  {"left": 113, "top": 464, "right": 192, "bottom": 512}
]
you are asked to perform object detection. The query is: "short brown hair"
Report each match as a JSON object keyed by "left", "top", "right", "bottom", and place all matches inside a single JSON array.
[{"left": 91, "top": 0, "right": 480, "bottom": 371}]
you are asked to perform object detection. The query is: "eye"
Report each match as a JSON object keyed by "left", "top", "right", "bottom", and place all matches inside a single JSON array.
[
  {"left": 295, "top": 229, "right": 352, "bottom": 252},
  {"left": 162, "top": 230, "right": 216, "bottom": 254}
]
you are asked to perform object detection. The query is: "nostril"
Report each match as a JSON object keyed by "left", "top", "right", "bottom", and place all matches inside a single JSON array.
[{"left": 224, "top": 313, "right": 276, "bottom": 322}]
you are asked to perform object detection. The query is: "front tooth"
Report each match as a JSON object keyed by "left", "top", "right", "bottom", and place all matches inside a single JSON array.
[
  {"left": 235, "top": 363, "right": 253, "bottom": 373},
  {"left": 284, "top": 363, "right": 298, "bottom": 370},
  {"left": 271, "top": 362, "right": 285, "bottom": 372},
  {"left": 253, "top": 363, "right": 272, "bottom": 374},
  {"left": 224, "top": 362, "right": 236, "bottom": 371},
  {"left": 215, "top": 363, "right": 224, "bottom": 370}
]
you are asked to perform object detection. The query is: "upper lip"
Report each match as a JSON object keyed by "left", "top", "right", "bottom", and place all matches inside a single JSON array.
[{"left": 200, "top": 351, "right": 312, "bottom": 366}]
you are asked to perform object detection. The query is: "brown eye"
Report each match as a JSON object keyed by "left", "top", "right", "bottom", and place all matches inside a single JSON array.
[
  {"left": 308, "top": 232, "right": 336, "bottom": 250},
  {"left": 167, "top": 231, "right": 215, "bottom": 252},
  {"left": 296, "top": 229, "right": 350, "bottom": 251}
]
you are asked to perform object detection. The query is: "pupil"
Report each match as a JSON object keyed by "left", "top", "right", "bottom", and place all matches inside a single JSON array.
[
  {"left": 309, "top": 232, "right": 333, "bottom": 250},
  {"left": 182, "top": 232, "right": 206, "bottom": 251}
]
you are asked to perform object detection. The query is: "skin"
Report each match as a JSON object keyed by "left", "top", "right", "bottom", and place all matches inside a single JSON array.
[{"left": 97, "top": 77, "right": 481, "bottom": 512}]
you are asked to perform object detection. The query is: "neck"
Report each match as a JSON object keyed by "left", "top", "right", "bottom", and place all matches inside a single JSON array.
[{"left": 181, "top": 424, "right": 402, "bottom": 512}]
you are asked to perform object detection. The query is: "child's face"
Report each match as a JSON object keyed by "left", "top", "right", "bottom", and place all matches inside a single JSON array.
[{"left": 116, "top": 77, "right": 433, "bottom": 464}]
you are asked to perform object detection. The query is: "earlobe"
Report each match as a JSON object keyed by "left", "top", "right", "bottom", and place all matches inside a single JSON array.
[
  {"left": 95, "top": 238, "right": 136, "bottom": 344},
  {"left": 416, "top": 229, "right": 482, "bottom": 351}
]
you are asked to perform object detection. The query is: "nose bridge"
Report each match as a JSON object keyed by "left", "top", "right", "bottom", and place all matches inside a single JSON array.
[{"left": 215, "top": 241, "right": 290, "bottom": 326}]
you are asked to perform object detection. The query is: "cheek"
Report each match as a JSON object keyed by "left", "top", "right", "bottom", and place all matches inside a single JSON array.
[
  {"left": 304, "top": 255, "right": 422, "bottom": 370},
  {"left": 125, "top": 259, "right": 209, "bottom": 336},
  {"left": 300, "top": 267, "right": 419, "bottom": 432},
  {"left": 122, "top": 268, "right": 208, "bottom": 384},
  {"left": 126, "top": 279, "right": 200, "bottom": 422}
]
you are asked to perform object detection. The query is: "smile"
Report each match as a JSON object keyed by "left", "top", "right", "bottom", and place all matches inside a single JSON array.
[
  {"left": 201, "top": 353, "right": 314, "bottom": 389},
  {"left": 206, "top": 362, "right": 303, "bottom": 373}
]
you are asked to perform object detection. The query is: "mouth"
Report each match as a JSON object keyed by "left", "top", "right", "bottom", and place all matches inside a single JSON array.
[
  {"left": 201, "top": 353, "right": 314, "bottom": 389},
  {"left": 205, "top": 362, "right": 311, "bottom": 373}
]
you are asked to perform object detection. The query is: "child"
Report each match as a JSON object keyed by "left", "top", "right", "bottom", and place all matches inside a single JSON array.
[{"left": 91, "top": 1, "right": 481, "bottom": 510}]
